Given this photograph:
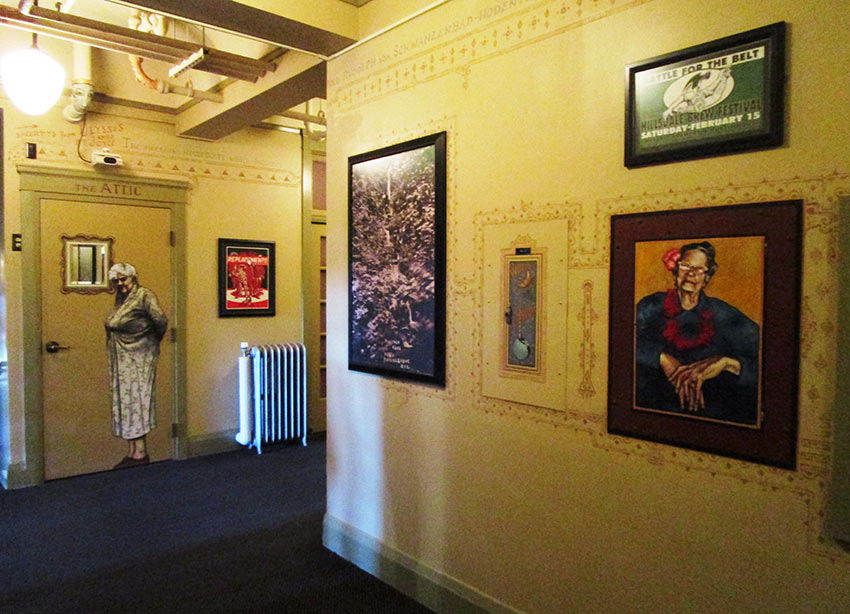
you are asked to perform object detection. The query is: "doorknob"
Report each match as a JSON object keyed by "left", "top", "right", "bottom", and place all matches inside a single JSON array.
[{"left": 45, "top": 341, "right": 71, "bottom": 353}]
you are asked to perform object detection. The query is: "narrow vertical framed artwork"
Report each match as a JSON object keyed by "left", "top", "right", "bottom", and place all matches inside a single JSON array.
[
  {"left": 502, "top": 246, "right": 543, "bottom": 378},
  {"left": 607, "top": 201, "right": 801, "bottom": 468},
  {"left": 348, "top": 132, "right": 447, "bottom": 385},
  {"left": 218, "top": 238, "right": 276, "bottom": 317},
  {"left": 625, "top": 22, "right": 786, "bottom": 167}
]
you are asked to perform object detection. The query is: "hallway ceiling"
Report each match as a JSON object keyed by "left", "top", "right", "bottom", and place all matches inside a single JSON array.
[{"left": 0, "top": 0, "right": 379, "bottom": 139}]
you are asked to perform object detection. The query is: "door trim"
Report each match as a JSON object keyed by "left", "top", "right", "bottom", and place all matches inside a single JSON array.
[{"left": 16, "top": 162, "right": 189, "bottom": 487}]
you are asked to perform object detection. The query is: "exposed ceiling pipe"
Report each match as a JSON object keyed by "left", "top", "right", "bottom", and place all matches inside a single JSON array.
[
  {"left": 123, "top": 8, "right": 222, "bottom": 103},
  {"left": 280, "top": 109, "right": 325, "bottom": 126},
  {"left": 126, "top": 9, "right": 164, "bottom": 91},
  {"left": 300, "top": 100, "right": 326, "bottom": 142}
]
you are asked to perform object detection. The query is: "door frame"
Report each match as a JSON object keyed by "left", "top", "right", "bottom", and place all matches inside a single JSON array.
[
  {"left": 301, "top": 135, "right": 327, "bottom": 433},
  {"left": 16, "top": 163, "right": 189, "bottom": 487}
]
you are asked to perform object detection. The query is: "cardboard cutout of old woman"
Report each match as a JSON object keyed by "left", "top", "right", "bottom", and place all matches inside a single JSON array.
[{"left": 105, "top": 263, "right": 168, "bottom": 469}]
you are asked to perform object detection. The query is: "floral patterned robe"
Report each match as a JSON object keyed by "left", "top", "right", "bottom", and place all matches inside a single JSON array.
[{"left": 105, "top": 285, "right": 168, "bottom": 439}]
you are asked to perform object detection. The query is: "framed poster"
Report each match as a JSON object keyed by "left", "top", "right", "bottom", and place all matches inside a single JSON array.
[
  {"left": 625, "top": 22, "right": 785, "bottom": 168},
  {"left": 348, "top": 132, "right": 447, "bottom": 385},
  {"left": 502, "top": 247, "right": 543, "bottom": 377},
  {"left": 218, "top": 238, "right": 275, "bottom": 317},
  {"left": 608, "top": 201, "right": 801, "bottom": 468}
]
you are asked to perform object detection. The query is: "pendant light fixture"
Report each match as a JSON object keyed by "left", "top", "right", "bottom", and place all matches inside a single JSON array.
[{"left": 1, "top": 31, "right": 65, "bottom": 116}]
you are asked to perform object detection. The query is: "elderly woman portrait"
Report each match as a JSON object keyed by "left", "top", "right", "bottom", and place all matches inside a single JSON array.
[
  {"left": 105, "top": 263, "right": 168, "bottom": 469},
  {"left": 634, "top": 241, "right": 760, "bottom": 425}
]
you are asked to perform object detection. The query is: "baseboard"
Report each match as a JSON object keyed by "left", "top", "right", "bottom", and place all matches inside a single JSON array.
[
  {"left": 323, "top": 514, "right": 520, "bottom": 614},
  {"left": 186, "top": 429, "right": 242, "bottom": 458},
  {"left": 2, "top": 461, "right": 40, "bottom": 489}
]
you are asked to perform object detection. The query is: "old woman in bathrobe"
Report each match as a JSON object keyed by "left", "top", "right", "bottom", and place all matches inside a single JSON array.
[{"left": 105, "top": 263, "right": 168, "bottom": 469}]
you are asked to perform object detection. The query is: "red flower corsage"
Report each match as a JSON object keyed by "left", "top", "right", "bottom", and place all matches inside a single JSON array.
[{"left": 662, "top": 248, "right": 681, "bottom": 271}]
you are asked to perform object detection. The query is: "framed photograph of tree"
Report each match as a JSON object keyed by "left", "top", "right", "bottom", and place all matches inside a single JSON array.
[
  {"left": 607, "top": 201, "right": 801, "bottom": 468},
  {"left": 348, "top": 132, "right": 447, "bottom": 385}
]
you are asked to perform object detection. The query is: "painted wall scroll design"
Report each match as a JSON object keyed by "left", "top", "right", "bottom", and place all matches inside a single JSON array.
[{"left": 578, "top": 280, "right": 597, "bottom": 398}]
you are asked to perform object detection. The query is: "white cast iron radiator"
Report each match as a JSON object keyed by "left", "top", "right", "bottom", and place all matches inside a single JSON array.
[{"left": 236, "top": 342, "right": 308, "bottom": 453}]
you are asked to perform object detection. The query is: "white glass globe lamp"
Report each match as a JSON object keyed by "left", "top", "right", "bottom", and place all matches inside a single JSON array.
[{"left": 1, "top": 36, "right": 66, "bottom": 116}]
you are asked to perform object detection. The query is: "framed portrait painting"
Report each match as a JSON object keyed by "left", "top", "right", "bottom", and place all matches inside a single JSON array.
[
  {"left": 625, "top": 22, "right": 785, "bottom": 168},
  {"left": 348, "top": 132, "right": 447, "bottom": 385},
  {"left": 218, "top": 238, "right": 275, "bottom": 317},
  {"left": 607, "top": 201, "right": 801, "bottom": 468}
]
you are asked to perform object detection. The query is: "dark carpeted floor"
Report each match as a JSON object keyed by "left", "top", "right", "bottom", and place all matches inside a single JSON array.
[{"left": 0, "top": 440, "right": 434, "bottom": 614}]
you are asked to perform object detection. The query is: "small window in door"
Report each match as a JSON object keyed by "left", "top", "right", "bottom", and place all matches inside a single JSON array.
[{"left": 61, "top": 234, "right": 114, "bottom": 294}]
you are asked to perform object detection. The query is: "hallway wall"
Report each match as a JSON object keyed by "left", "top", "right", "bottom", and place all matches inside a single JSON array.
[{"left": 324, "top": 1, "right": 850, "bottom": 612}]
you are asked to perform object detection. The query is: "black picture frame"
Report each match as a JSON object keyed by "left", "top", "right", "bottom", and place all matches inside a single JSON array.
[
  {"left": 348, "top": 132, "right": 447, "bottom": 385},
  {"left": 218, "top": 238, "right": 276, "bottom": 318},
  {"left": 625, "top": 22, "right": 785, "bottom": 168},
  {"left": 607, "top": 201, "right": 802, "bottom": 469}
]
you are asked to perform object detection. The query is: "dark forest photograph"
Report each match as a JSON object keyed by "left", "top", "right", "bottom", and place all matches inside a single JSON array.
[{"left": 348, "top": 132, "right": 446, "bottom": 385}]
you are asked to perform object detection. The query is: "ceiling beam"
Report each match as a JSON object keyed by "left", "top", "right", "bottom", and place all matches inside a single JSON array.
[
  {"left": 176, "top": 54, "right": 326, "bottom": 140},
  {"left": 112, "top": 0, "right": 356, "bottom": 57}
]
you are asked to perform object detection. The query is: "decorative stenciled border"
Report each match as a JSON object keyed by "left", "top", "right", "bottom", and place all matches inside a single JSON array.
[
  {"left": 329, "top": 0, "right": 654, "bottom": 111},
  {"left": 9, "top": 118, "right": 301, "bottom": 187}
]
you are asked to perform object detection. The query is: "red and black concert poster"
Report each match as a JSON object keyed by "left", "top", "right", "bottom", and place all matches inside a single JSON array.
[{"left": 218, "top": 239, "right": 276, "bottom": 317}]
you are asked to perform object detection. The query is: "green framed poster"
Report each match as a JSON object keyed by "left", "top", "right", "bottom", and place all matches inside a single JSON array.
[{"left": 625, "top": 22, "right": 785, "bottom": 168}]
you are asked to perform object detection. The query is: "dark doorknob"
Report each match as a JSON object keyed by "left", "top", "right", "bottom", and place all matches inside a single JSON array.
[{"left": 45, "top": 341, "right": 70, "bottom": 353}]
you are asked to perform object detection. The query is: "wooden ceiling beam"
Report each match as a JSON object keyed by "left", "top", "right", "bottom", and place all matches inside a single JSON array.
[{"left": 176, "top": 55, "right": 327, "bottom": 140}]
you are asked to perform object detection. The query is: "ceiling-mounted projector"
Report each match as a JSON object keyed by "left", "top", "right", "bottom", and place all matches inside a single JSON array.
[{"left": 92, "top": 148, "right": 123, "bottom": 167}]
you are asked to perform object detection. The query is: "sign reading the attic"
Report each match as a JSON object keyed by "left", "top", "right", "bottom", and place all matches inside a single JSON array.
[
  {"left": 76, "top": 182, "right": 143, "bottom": 197},
  {"left": 625, "top": 22, "right": 785, "bottom": 167}
]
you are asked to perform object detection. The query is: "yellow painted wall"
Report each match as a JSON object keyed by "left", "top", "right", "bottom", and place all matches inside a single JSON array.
[
  {"left": 1, "top": 94, "right": 304, "bottom": 471},
  {"left": 326, "top": 0, "right": 850, "bottom": 611},
  {"left": 242, "top": 0, "right": 358, "bottom": 39},
  {"left": 358, "top": 0, "right": 447, "bottom": 38}
]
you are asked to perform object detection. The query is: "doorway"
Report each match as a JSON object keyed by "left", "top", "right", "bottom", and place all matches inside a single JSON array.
[
  {"left": 40, "top": 199, "right": 173, "bottom": 479},
  {"left": 17, "top": 165, "right": 188, "bottom": 486}
]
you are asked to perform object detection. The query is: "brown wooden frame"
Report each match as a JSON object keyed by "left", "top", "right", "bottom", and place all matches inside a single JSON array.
[{"left": 608, "top": 201, "right": 801, "bottom": 468}]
